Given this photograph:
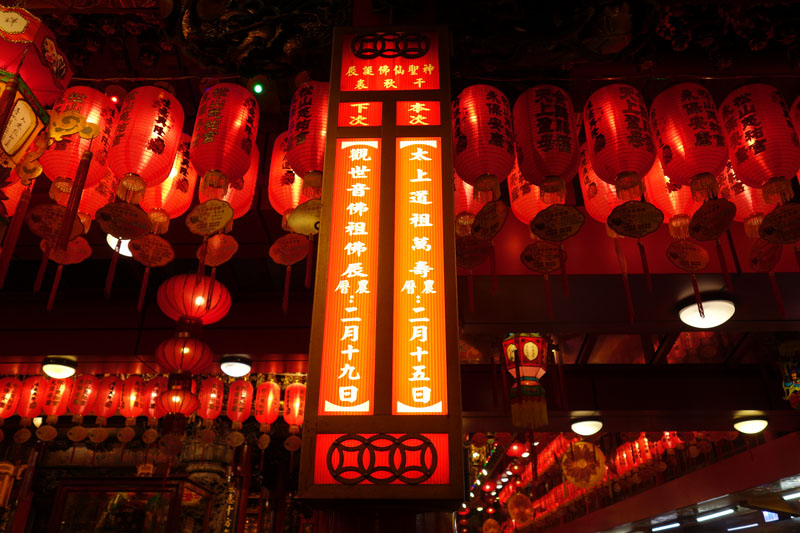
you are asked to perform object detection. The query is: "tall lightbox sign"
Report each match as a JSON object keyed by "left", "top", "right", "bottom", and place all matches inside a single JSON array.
[{"left": 300, "top": 27, "right": 463, "bottom": 502}]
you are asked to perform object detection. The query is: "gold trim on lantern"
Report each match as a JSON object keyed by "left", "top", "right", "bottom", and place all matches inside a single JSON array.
[
  {"left": 614, "top": 171, "right": 645, "bottom": 201},
  {"left": 540, "top": 176, "right": 567, "bottom": 205},
  {"left": 762, "top": 176, "right": 794, "bottom": 204},
  {"left": 668, "top": 214, "right": 691, "bottom": 240},
  {"left": 117, "top": 173, "right": 146, "bottom": 204},
  {"left": 743, "top": 213, "right": 764, "bottom": 238},
  {"left": 689, "top": 172, "right": 718, "bottom": 202},
  {"left": 147, "top": 207, "right": 170, "bottom": 235}
]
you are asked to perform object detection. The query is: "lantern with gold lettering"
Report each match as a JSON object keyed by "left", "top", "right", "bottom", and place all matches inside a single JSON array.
[
  {"left": 286, "top": 81, "right": 328, "bottom": 192},
  {"left": 119, "top": 375, "right": 145, "bottom": 426},
  {"left": 94, "top": 375, "right": 121, "bottom": 427},
  {"left": 37, "top": 377, "right": 72, "bottom": 441},
  {"left": 18, "top": 375, "right": 48, "bottom": 427},
  {"left": 140, "top": 134, "right": 196, "bottom": 234},
  {"left": 143, "top": 376, "right": 167, "bottom": 427},
  {"left": 268, "top": 131, "right": 311, "bottom": 222},
  {"left": 502, "top": 333, "right": 548, "bottom": 429},
  {"left": 196, "top": 376, "right": 224, "bottom": 435},
  {"left": 68, "top": 374, "right": 98, "bottom": 424},
  {"left": 199, "top": 142, "right": 258, "bottom": 223},
  {"left": 643, "top": 160, "right": 701, "bottom": 240},
  {"left": 0, "top": 377, "right": 21, "bottom": 422},
  {"left": 283, "top": 380, "right": 305, "bottom": 451},
  {"left": 226, "top": 379, "right": 252, "bottom": 448},
  {"left": 718, "top": 162, "right": 775, "bottom": 238},
  {"left": 254, "top": 380, "right": 280, "bottom": 449}
]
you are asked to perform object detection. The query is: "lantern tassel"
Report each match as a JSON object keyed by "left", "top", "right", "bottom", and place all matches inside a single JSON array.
[
  {"left": 46, "top": 265, "right": 63, "bottom": 312},
  {"left": 467, "top": 270, "right": 475, "bottom": 313},
  {"left": 105, "top": 239, "right": 121, "bottom": 299},
  {"left": 715, "top": 239, "right": 733, "bottom": 293},
  {"left": 33, "top": 245, "right": 50, "bottom": 293},
  {"left": 690, "top": 273, "right": 704, "bottom": 319},
  {"left": 196, "top": 237, "right": 208, "bottom": 283},
  {"left": 544, "top": 274, "right": 553, "bottom": 317},
  {"left": 490, "top": 242, "right": 497, "bottom": 293},
  {"left": 0, "top": 186, "right": 31, "bottom": 288},
  {"left": 55, "top": 151, "right": 92, "bottom": 252},
  {"left": 282, "top": 265, "right": 292, "bottom": 315},
  {"left": 206, "top": 271, "right": 216, "bottom": 311},
  {"left": 726, "top": 229, "right": 742, "bottom": 275},
  {"left": 305, "top": 234, "right": 315, "bottom": 289},
  {"left": 559, "top": 245, "right": 569, "bottom": 297},
  {"left": 768, "top": 271, "right": 786, "bottom": 316},
  {"left": 613, "top": 237, "right": 635, "bottom": 323},
  {"left": 637, "top": 240, "right": 652, "bottom": 292},
  {"left": 137, "top": 267, "right": 150, "bottom": 312}
]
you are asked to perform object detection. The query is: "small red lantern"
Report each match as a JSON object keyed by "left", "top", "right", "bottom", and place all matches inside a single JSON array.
[
  {"left": 62, "top": 170, "right": 119, "bottom": 231},
  {"left": 140, "top": 134, "right": 197, "bottom": 234},
  {"left": 254, "top": 380, "right": 280, "bottom": 433},
  {"left": 18, "top": 376, "right": 49, "bottom": 424},
  {"left": 578, "top": 143, "right": 626, "bottom": 225},
  {"left": 507, "top": 442, "right": 526, "bottom": 458},
  {"left": 453, "top": 84, "right": 515, "bottom": 198},
  {"left": 154, "top": 335, "right": 213, "bottom": 375},
  {"left": 509, "top": 158, "right": 547, "bottom": 225},
  {"left": 513, "top": 85, "right": 579, "bottom": 203},
  {"left": 720, "top": 84, "right": 800, "bottom": 203},
  {"left": 643, "top": 160, "right": 702, "bottom": 239},
  {"left": 502, "top": 334, "right": 548, "bottom": 429},
  {"left": 42, "top": 377, "right": 73, "bottom": 425},
  {"left": 119, "top": 375, "right": 145, "bottom": 426},
  {"left": 482, "top": 481, "right": 494, "bottom": 492},
  {"left": 583, "top": 84, "right": 655, "bottom": 199},
  {"left": 454, "top": 172, "right": 490, "bottom": 235},
  {"left": 106, "top": 85, "right": 185, "bottom": 203},
  {"left": 191, "top": 83, "right": 259, "bottom": 199},
  {"left": 157, "top": 273, "right": 232, "bottom": 326},
  {"left": 200, "top": 143, "right": 259, "bottom": 220},
  {"left": 227, "top": 379, "right": 253, "bottom": 430},
  {"left": 196, "top": 377, "right": 224, "bottom": 423},
  {"left": 93, "top": 375, "right": 121, "bottom": 425},
  {"left": 158, "top": 388, "right": 199, "bottom": 417},
  {"left": 285, "top": 81, "right": 329, "bottom": 191},
  {"left": 143, "top": 376, "right": 168, "bottom": 424},
  {"left": 0, "top": 377, "right": 22, "bottom": 420},
  {"left": 283, "top": 381, "right": 305, "bottom": 430},
  {"left": 68, "top": 374, "right": 98, "bottom": 423},
  {"left": 718, "top": 162, "right": 775, "bottom": 238},
  {"left": 268, "top": 131, "right": 311, "bottom": 218},
  {"left": 486, "top": 507, "right": 496, "bottom": 515}
]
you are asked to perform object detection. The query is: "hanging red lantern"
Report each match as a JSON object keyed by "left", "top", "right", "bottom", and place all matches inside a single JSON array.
[
  {"left": 0, "top": 377, "right": 22, "bottom": 420},
  {"left": 140, "top": 134, "right": 197, "bottom": 234},
  {"left": 454, "top": 172, "right": 490, "bottom": 236},
  {"left": 158, "top": 388, "right": 199, "bottom": 417},
  {"left": 650, "top": 83, "right": 729, "bottom": 200},
  {"left": 452, "top": 84, "right": 515, "bottom": 198},
  {"left": 119, "top": 375, "right": 145, "bottom": 426},
  {"left": 509, "top": 159, "right": 548, "bottom": 226},
  {"left": 154, "top": 335, "right": 213, "bottom": 375},
  {"left": 196, "top": 376, "right": 224, "bottom": 423},
  {"left": 226, "top": 379, "right": 253, "bottom": 430},
  {"left": 583, "top": 84, "right": 655, "bottom": 199},
  {"left": 93, "top": 375, "right": 121, "bottom": 425},
  {"left": 57, "top": 169, "right": 119, "bottom": 232},
  {"left": 502, "top": 334, "right": 548, "bottom": 429},
  {"left": 643, "top": 160, "right": 702, "bottom": 239},
  {"left": 285, "top": 81, "right": 329, "bottom": 192},
  {"left": 578, "top": 143, "right": 626, "bottom": 225},
  {"left": 254, "top": 380, "right": 280, "bottom": 433},
  {"left": 283, "top": 381, "right": 306, "bottom": 430},
  {"left": 156, "top": 273, "right": 232, "bottom": 326},
  {"left": 718, "top": 163, "right": 775, "bottom": 238},
  {"left": 143, "top": 376, "right": 168, "bottom": 424},
  {"left": 268, "top": 131, "right": 311, "bottom": 218},
  {"left": 42, "top": 377, "right": 73, "bottom": 424},
  {"left": 106, "top": 85, "right": 185, "bottom": 203},
  {"left": 68, "top": 374, "right": 98, "bottom": 423},
  {"left": 513, "top": 85, "right": 579, "bottom": 203},
  {"left": 17, "top": 375, "right": 49, "bottom": 424},
  {"left": 720, "top": 84, "right": 800, "bottom": 203},
  {"left": 199, "top": 143, "right": 259, "bottom": 220}
]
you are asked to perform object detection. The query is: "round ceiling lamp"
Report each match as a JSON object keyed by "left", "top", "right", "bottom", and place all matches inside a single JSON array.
[
  {"left": 678, "top": 296, "right": 735, "bottom": 329},
  {"left": 733, "top": 417, "right": 768, "bottom": 434},
  {"left": 42, "top": 356, "right": 77, "bottom": 379},
  {"left": 571, "top": 418, "right": 603, "bottom": 436},
  {"left": 220, "top": 354, "right": 252, "bottom": 378}
]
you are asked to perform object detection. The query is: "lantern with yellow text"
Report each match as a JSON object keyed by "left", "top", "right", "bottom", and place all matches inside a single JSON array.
[
  {"left": 119, "top": 375, "right": 145, "bottom": 426},
  {"left": 0, "top": 377, "right": 22, "bottom": 422},
  {"left": 453, "top": 84, "right": 515, "bottom": 199},
  {"left": 140, "top": 134, "right": 196, "bottom": 234},
  {"left": 283, "top": 381, "right": 306, "bottom": 451},
  {"left": 17, "top": 375, "right": 48, "bottom": 427},
  {"left": 41, "top": 377, "right": 73, "bottom": 425},
  {"left": 286, "top": 81, "right": 328, "bottom": 192},
  {"left": 68, "top": 374, "right": 98, "bottom": 424},
  {"left": 254, "top": 380, "right": 280, "bottom": 449},
  {"left": 93, "top": 375, "right": 121, "bottom": 427},
  {"left": 157, "top": 273, "right": 231, "bottom": 327},
  {"left": 196, "top": 376, "right": 224, "bottom": 436},
  {"left": 718, "top": 162, "right": 775, "bottom": 238},
  {"left": 227, "top": 379, "right": 252, "bottom": 432},
  {"left": 502, "top": 334, "right": 548, "bottom": 429},
  {"left": 650, "top": 83, "right": 728, "bottom": 200},
  {"left": 199, "top": 142, "right": 258, "bottom": 222},
  {"left": 155, "top": 335, "right": 213, "bottom": 375},
  {"left": 513, "top": 85, "right": 579, "bottom": 203},
  {"left": 143, "top": 376, "right": 167, "bottom": 428},
  {"left": 268, "top": 131, "right": 311, "bottom": 223},
  {"left": 643, "top": 160, "right": 701, "bottom": 240},
  {"left": 720, "top": 84, "right": 800, "bottom": 203},
  {"left": 584, "top": 84, "right": 655, "bottom": 199}
]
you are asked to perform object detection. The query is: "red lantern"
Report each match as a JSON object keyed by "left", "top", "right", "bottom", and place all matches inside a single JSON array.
[
  {"left": 157, "top": 273, "right": 232, "bottom": 326},
  {"left": 717, "top": 161, "right": 776, "bottom": 238},
  {"left": 254, "top": 381, "right": 280, "bottom": 432},
  {"left": 196, "top": 377, "right": 224, "bottom": 422},
  {"left": 482, "top": 481, "right": 494, "bottom": 492},
  {"left": 68, "top": 374, "right": 98, "bottom": 423},
  {"left": 119, "top": 375, "right": 145, "bottom": 425},
  {"left": 1, "top": 177, "right": 28, "bottom": 220},
  {"left": 578, "top": 143, "right": 626, "bottom": 225},
  {"left": 509, "top": 158, "right": 547, "bottom": 225},
  {"left": 226, "top": 379, "right": 253, "bottom": 430},
  {"left": 200, "top": 143, "right": 259, "bottom": 220},
  {"left": 143, "top": 376, "right": 167, "bottom": 423},
  {"left": 158, "top": 389, "right": 199, "bottom": 416},
  {"left": 68, "top": 170, "right": 119, "bottom": 230},
  {"left": 720, "top": 84, "right": 800, "bottom": 203},
  {"left": 513, "top": 85, "right": 579, "bottom": 203},
  {"left": 285, "top": 81, "right": 329, "bottom": 191},
  {"left": 106, "top": 85, "right": 185, "bottom": 203},
  {"left": 18, "top": 376, "right": 49, "bottom": 423},
  {"left": 268, "top": 131, "right": 311, "bottom": 217},
  {"left": 452, "top": 84, "right": 515, "bottom": 198},
  {"left": 650, "top": 83, "right": 729, "bottom": 199},
  {"left": 154, "top": 335, "right": 213, "bottom": 375},
  {"left": 0, "top": 377, "right": 22, "bottom": 420},
  {"left": 94, "top": 375, "right": 121, "bottom": 424},
  {"left": 502, "top": 334, "right": 548, "bottom": 429},
  {"left": 283, "top": 381, "right": 306, "bottom": 431},
  {"left": 140, "top": 134, "right": 197, "bottom": 234},
  {"left": 42, "top": 377, "right": 73, "bottom": 424},
  {"left": 583, "top": 84, "right": 655, "bottom": 199},
  {"left": 643, "top": 160, "right": 702, "bottom": 239},
  {"left": 507, "top": 442, "right": 526, "bottom": 458},
  {"left": 454, "top": 172, "right": 489, "bottom": 235}
]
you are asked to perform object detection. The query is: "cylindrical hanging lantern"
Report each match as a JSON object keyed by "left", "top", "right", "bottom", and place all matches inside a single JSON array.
[
  {"left": 452, "top": 84, "right": 515, "bottom": 198},
  {"left": 199, "top": 143, "right": 259, "bottom": 220},
  {"left": 93, "top": 375, "right": 121, "bottom": 425},
  {"left": 140, "top": 134, "right": 197, "bottom": 234},
  {"left": 285, "top": 81, "right": 329, "bottom": 191},
  {"left": 226, "top": 379, "right": 253, "bottom": 431},
  {"left": 60, "top": 170, "right": 120, "bottom": 232},
  {"left": 650, "top": 82, "right": 729, "bottom": 200},
  {"left": 578, "top": 143, "right": 627, "bottom": 225},
  {"left": 143, "top": 376, "right": 168, "bottom": 424},
  {"left": 643, "top": 160, "right": 702, "bottom": 239},
  {"left": 18, "top": 376, "right": 49, "bottom": 424},
  {"left": 196, "top": 376, "right": 224, "bottom": 423},
  {"left": 283, "top": 381, "right": 306, "bottom": 432},
  {"left": 42, "top": 377, "right": 73, "bottom": 425},
  {"left": 583, "top": 84, "right": 655, "bottom": 199},
  {"left": 454, "top": 171, "right": 490, "bottom": 236},
  {"left": 720, "top": 84, "right": 800, "bottom": 203},
  {"left": 717, "top": 162, "right": 776, "bottom": 237},
  {"left": 191, "top": 83, "right": 259, "bottom": 199},
  {"left": 268, "top": 132, "right": 310, "bottom": 218},
  {"left": 68, "top": 374, "right": 98, "bottom": 423},
  {"left": 0, "top": 377, "right": 22, "bottom": 420},
  {"left": 513, "top": 85, "right": 579, "bottom": 203},
  {"left": 106, "top": 85, "right": 185, "bottom": 203},
  {"left": 119, "top": 375, "right": 145, "bottom": 426},
  {"left": 254, "top": 380, "right": 280, "bottom": 433},
  {"left": 509, "top": 158, "right": 548, "bottom": 226},
  {"left": 156, "top": 273, "right": 232, "bottom": 326},
  {"left": 155, "top": 335, "right": 213, "bottom": 375}
]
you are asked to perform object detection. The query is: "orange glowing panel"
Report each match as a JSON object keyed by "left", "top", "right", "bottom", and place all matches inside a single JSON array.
[
  {"left": 393, "top": 138, "right": 447, "bottom": 415},
  {"left": 340, "top": 32, "right": 440, "bottom": 92},
  {"left": 318, "top": 139, "right": 381, "bottom": 415},
  {"left": 337, "top": 102, "right": 382, "bottom": 127},
  {"left": 396, "top": 101, "right": 441, "bottom": 126}
]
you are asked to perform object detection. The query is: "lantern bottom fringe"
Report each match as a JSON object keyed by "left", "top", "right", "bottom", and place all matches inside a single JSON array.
[
  {"left": 117, "top": 173, "right": 146, "bottom": 204},
  {"left": 762, "top": 176, "right": 794, "bottom": 205},
  {"left": 689, "top": 173, "right": 719, "bottom": 202},
  {"left": 744, "top": 215, "right": 764, "bottom": 239},
  {"left": 148, "top": 208, "right": 170, "bottom": 235},
  {"left": 201, "top": 171, "right": 229, "bottom": 200},
  {"left": 302, "top": 171, "right": 323, "bottom": 191},
  {"left": 614, "top": 172, "right": 644, "bottom": 201},
  {"left": 474, "top": 174, "right": 499, "bottom": 202},
  {"left": 540, "top": 176, "right": 567, "bottom": 205},
  {"left": 511, "top": 396, "right": 548, "bottom": 430},
  {"left": 668, "top": 215, "right": 691, "bottom": 240}
]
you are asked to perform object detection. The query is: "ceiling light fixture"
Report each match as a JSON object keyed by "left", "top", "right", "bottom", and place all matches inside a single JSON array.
[
  {"left": 782, "top": 490, "right": 800, "bottom": 501},
  {"left": 696, "top": 508, "right": 734, "bottom": 522},
  {"left": 652, "top": 523, "right": 680, "bottom": 531},
  {"left": 733, "top": 417, "right": 768, "bottom": 434},
  {"left": 476, "top": 507, "right": 484, "bottom": 512},
  {"left": 42, "top": 356, "right": 77, "bottom": 379},
  {"left": 220, "top": 354, "right": 252, "bottom": 377},
  {"left": 521, "top": 451, "right": 530, "bottom": 458},
  {"left": 106, "top": 234, "right": 132, "bottom": 257},
  {"left": 571, "top": 418, "right": 603, "bottom": 436},
  {"left": 728, "top": 525, "right": 758, "bottom": 531},
  {"left": 678, "top": 295, "right": 735, "bottom": 329}
]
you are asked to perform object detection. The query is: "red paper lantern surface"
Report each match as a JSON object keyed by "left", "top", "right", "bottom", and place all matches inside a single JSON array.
[
  {"left": 40, "top": 86, "right": 116, "bottom": 189},
  {"left": 0, "top": 177, "right": 28, "bottom": 219},
  {"left": 717, "top": 161, "right": 776, "bottom": 237},
  {"left": 157, "top": 273, "right": 232, "bottom": 325},
  {"left": 143, "top": 376, "right": 168, "bottom": 420},
  {"left": 509, "top": 158, "right": 547, "bottom": 225},
  {"left": 159, "top": 389, "right": 199, "bottom": 416},
  {"left": 140, "top": 134, "right": 197, "bottom": 233},
  {"left": 191, "top": 83, "right": 259, "bottom": 197},
  {"left": 0, "top": 377, "right": 22, "bottom": 419},
  {"left": 452, "top": 84, "right": 515, "bottom": 196},
  {"left": 285, "top": 81, "right": 329, "bottom": 188},
  {"left": 42, "top": 377, "right": 73, "bottom": 419},
  {"left": 720, "top": 84, "right": 800, "bottom": 203},
  {"left": 18, "top": 376, "right": 49, "bottom": 420},
  {"left": 53, "top": 169, "right": 119, "bottom": 231},
  {"left": 227, "top": 380, "right": 253, "bottom": 429},
  {"left": 106, "top": 85, "right": 185, "bottom": 201},
  {"left": 268, "top": 131, "right": 310, "bottom": 216},
  {"left": 643, "top": 160, "right": 702, "bottom": 239},
  {"left": 513, "top": 85, "right": 579, "bottom": 202},
  {"left": 200, "top": 143, "right": 259, "bottom": 219},
  {"left": 119, "top": 375, "right": 145, "bottom": 421},
  {"left": 155, "top": 336, "right": 213, "bottom": 375},
  {"left": 578, "top": 143, "right": 626, "bottom": 224},
  {"left": 454, "top": 171, "right": 489, "bottom": 235},
  {"left": 283, "top": 382, "right": 306, "bottom": 428},
  {"left": 254, "top": 381, "right": 280, "bottom": 429},
  {"left": 649, "top": 82, "right": 728, "bottom": 199},
  {"left": 68, "top": 374, "right": 98, "bottom": 419},
  {"left": 583, "top": 84, "right": 655, "bottom": 199},
  {"left": 197, "top": 377, "right": 224, "bottom": 420},
  {"left": 94, "top": 375, "right": 121, "bottom": 420}
]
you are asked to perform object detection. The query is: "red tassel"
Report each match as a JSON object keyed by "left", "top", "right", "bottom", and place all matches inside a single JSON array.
[
  {"left": 715, "top": 239, "right": 733, "bottom": 293},
  {"left": 726, "top": 229, "right": 742, "bottom": 275},
  {"left": 559, "top": 245, "right": 569, "bottom": 297},
  {"left": 0, "top": 186, "right": 31, "bottom": 288},
  {"left": 690, "top": 273, "right": 704, "bottom": 318},
  {"left": 468, "top": 270, "right": 474, "bottom": 313},
  {"left": 544, "top": 274, "right": 553, "bottom": 317},
  {"left": 490, "top": 242, "right": 497, "bottom": 293},
  {"left": 55, "top": 151, "right": 92, "bottom": 252},
  {"left": 105, "top": 239, "right": 121, "bottom": 299},
  {"left": 637, "top": 240, "right": 652, "bottom": 292},
  {"left": 206, "top": 267, "right": 216, "bottom": 310},
  {"left": 33, "top": 245, "right": 50, "bottom": 293},
  {"left": 137, "top": 267, "right": 150, "bottom": 312},
  {"left": 282, "top": 265, "right": 292, "bottom": 315},
  {"left": 768, "top": 271, "right": 786, "bottom": 316},
  {"left": 47, "top": 264, "right": 63, "bottom": 311},
  {"left": 305, "top": 234, "right": 315, "bottom": 289}
]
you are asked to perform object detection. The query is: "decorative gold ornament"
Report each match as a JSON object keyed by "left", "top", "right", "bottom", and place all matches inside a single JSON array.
[
  {"left": 35, "top": 425, "right": 57, "bottom": 442},
  {"left": 561, "top": 441, "right": 606, "bottom": 489}
]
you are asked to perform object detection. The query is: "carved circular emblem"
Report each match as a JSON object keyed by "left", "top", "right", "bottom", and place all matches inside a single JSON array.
[
  {"left": 326, "top": 433, "right": 437, "bottom": 485},
  {"left": 351, "top": 32, "right": 430, "bottom": 60}
]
